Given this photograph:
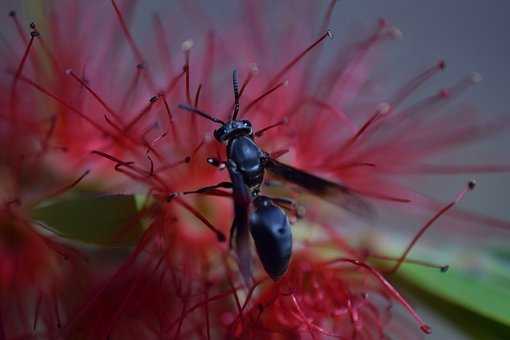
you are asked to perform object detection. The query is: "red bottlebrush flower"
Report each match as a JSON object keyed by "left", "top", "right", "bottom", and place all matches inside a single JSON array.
[
  {"left": 65, "top": 212, "right": 233, "bottom": 339},
  {"left": 0, "top": 207, "right": 88, "bottom": 339},
  {"left": 232, "top": 251, "right": 432, "bottom": 339},
  {"left": 0, "top": 116, "right": 92, "bottom": 338},
  {"left": 2, "top": 0, "right": 509, "bottom": 339},
  {"left": 0, "top": 41, "right": 94, "bottom": 336}
]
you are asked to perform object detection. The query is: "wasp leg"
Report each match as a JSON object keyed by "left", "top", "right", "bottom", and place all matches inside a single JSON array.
[
  {"left": 226, "top": 159, "right": 253, "bottom": 285},
  {"left": 165, "top": 182, "right": 232, "bottom": 202},
  {"left": 183, "top": 182, "right": 232, "bottom": 195},
  {"left": 269, "top": 197, "right": 306, "bottom": 220},
  {"left": 178, "top": 182, "right": 239, "bottom": 248}
]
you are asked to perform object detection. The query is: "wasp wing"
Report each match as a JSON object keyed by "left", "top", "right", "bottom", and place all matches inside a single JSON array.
[
  {"left": 265, "top": 158, "right": 375, "bottom": 219},
  {"left": 226, "top": 160, "right": 253, "bottom": 284}
]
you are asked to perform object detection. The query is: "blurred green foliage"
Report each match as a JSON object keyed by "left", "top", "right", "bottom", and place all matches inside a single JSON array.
[{"left": 31, "top": 194, "right": 144, "bottom": 246}]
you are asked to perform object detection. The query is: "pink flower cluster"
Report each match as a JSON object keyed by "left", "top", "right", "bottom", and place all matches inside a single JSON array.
[{"left": 0, "top": 0, "right": 508, "bottom": 339}]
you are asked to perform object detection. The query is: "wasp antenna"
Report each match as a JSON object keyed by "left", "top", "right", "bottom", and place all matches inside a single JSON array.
[
  {"left": 177, "top": 104, "right": 225, "bottom": 125},
  {"left": 232, "top": 69, "right": 241, "bottom": 120}
]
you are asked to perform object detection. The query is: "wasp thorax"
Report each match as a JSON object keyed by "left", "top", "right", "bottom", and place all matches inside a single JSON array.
[{"left": 213, "top": 120, "right": 253, "bottom": 143}]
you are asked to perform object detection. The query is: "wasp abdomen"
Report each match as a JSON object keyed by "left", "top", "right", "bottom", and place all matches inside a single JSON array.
[{"left": 249, "top": 196, "right": 292, "bottom": 280}]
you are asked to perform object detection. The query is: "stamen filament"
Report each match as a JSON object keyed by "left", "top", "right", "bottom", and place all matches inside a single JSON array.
[{"left": 388, "top": 181, "right": 476, "bottom": 274}]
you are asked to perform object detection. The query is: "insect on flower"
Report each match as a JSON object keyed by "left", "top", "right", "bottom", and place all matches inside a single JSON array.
[{"left": 175, "top": 69, "right": 374, "bottom": 282}]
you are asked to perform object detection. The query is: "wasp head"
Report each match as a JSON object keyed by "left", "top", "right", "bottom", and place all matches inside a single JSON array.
[{"left": 213, "top": 120, "right": 253, "bottom": 143}]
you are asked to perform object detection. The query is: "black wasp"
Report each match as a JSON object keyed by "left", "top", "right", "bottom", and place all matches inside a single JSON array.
[{"left": 177, "top": 70, "right": 372, "bottom": 282}]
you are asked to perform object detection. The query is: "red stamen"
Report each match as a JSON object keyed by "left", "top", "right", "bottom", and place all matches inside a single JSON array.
[
  {"left": 191, "top": 138, "right": 205, "bottom": 158},
  {"left": 225, "top": 264, "right": 242, "bottom": 313},
  {"left": 230, "top": 278, "right": 267, "bottom": 330},
  {"left": 395, "top": 90, "right": 448, "bottom": 120},
  {"left": 103, "top": 115, "right": 123, "bottom": 134},
  {"left": 37, "top": 170, "right": 91, "bottom": 203},
  {"left": 8, "top": 11, "right": 28, "bottom": 44},
  {"left": 163, "top": 69, "right": 186, "bottom": 96},
  {"left": 388, "top": 180, "right": 476, "bottom": 274},
  {"left": 267, "top": 30, "right": 333, "bottom": 87},
  {"left": 91, "top": 150, "right": 134, "bottom": 168},
  {"left": 327, "top": 258, "right": 431, "bottom": 334},
  {"left": 305, "top": 97, "right": 353, "bottom": 126},
  {"left": 4, "top": 198, "right": 21, "bottom": 210},
  {"left": 0, "top": 32, "right": 16, "bottom": 62},
  {"left": 160, "top": 94, "right": 174, "bottom": 123},
  {"left": 290, "top": 294, "right": 339, "bottom": 338},
  {"left": 366, "top": 253, "right": 449, "bottom": 272},
  {"left": 66, "top": 69, "right": 121, "bottom": 120},
  {"left": 194, "top": 83, "right": 203, "bottom": 108},
  {"left": 13, "top": 32, "right": 36, "bottom": 80},
  {"left": 19, "top": 75, "right": 111, "bottom": 135},
  {"left": 396, "top": 73, "right": 481, "bottom": 121},
  {"left": 388, "top": 60, "right": 446, "bottom": 111},
  {"left": 200, "top": 31, "right": 216, "bottom": 89},
  {"left": 110, "top": 0, "right": 157, "bottom": 91},
  {"left": 110, "top": 0, "right": 143, "bottom": 64},
  {"left": 127, "top": 161, "right": 168, "bottom": 190},
  {"left": 91, "top": 150, "right": 166, "bottom": 189},
  {"left": 344, "top": 103, "right": 390, "bottom": 149},
  {"left": 182, "top": 189, "right": 231, "bottom": 199},
  {"left": 118, "top": 65, "right": 142, "bottom": 113},
  {"left": 351, "top": 188, "right": 410, "bottom": 203},
  {"left": 152, "top": 14, "right": 173, "bottom": 75},
  {"left": 160, "top": 94, "right": 178, "bottom": 141},
  {"left": 143, "top": 124, "right": 157, "bottom": 143},
  {"left": 270, "top": 149, "right": 289, "bottom": 159},
  {"left": 333, "top": 162, "right": 376, "bottom": 171},
  {"left": 404, "top": 163, "right": 510, "bottom": 175},
  {"left": 33, "top": 292, "right": 43, "bottom": 331},
  {"left": 39, "top": 115, "right": 57, "bottom": 154},
  {"left": 123, "top": 96, "right": 158, "bottom": 133},
  {"left": 115, "top": 165, "right": 150, "bottom": 183},
  {"left": 174, "top": 294, "right": 191, "bottom": 339},
  {"left": 182, "top": 39, "right": 194, "bottom": 105},
  {"left": 167, "top": 287, "right": 240, "bottom": 334},
  {"left": 104, "top": 267, "right": 148, "bottom": 336},
  {"left": 149, "top": 130, "right": 168, "bottom": 146},
  {"left": 242, "top": 1, "right": 266, "bottom": 55},
  {"left": 320, "top": 21, "right": 400, "bottom": 104},
  {"left": 319, "top": 0, "right": 339, "bottom": 34},
  {"left": 254, "top": 117, "right": 288, "bottom": 137},
  {"left": 243, "top": 80, "right": 288, "bottom": 116},
  {"left": 295, "top": 2, "right": 339, "bottom": 109},
  {"left": 10, "top": 26, "right": 39, "bottom": 117},
  {"left": 66, "top": 225, "right": 162, "bottom": 334},
  {"left": 37, "top": 35, "right": 61, "bottom": 72},
  {"left": 447, "top": 72, "right": 482, "bottom": 98},
  {"left": 239, "top": 64, "right": 258, "bottom": 97},
  {"left": 154, "top": 156, "right": 190, "bottom": 174},
  {"left": 114, "top": 161, "right": 133, "bottom": 171},
  {"left": 147, "top": 154, "right": 154, "bottom": 176},
  {"left": 203, "top": 284, "right": 211, "bottom": 340},
  {"left": 53, "top": 289, "right": 61, "bottom": 328}
]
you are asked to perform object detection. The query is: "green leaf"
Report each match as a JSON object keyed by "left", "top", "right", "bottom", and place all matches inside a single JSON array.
[
  {"left": 31, "top": 194, "right": 145, "bottom": 246},
  {"left": 367, "top": 233, "right": 510, "bottom": 337},
  {"left": 394, "top": 275, "right": 510, "bottom": 340},
  {"left": 397, "top": 264, "right": 510, "bottom": 327}
]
